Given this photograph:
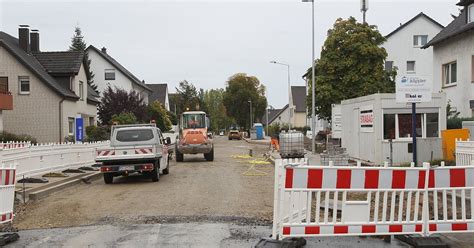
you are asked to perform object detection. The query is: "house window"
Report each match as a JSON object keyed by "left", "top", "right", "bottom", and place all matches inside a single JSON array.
[
  {"left": 0, "top": 77, "right": 8, "bottom": 94},
  {"left": 469, "top": 4, "right": 474, "bottom": 23},
  {"left": 19, "top": 76, "right": 30, "bottom": 94},
  {"left": 413, "top": 35, "right": 428, "bottom": 47},
  {"left": 89, "top": 117, "right": 95, "bottom": 126},
  {"left": 443, "top": 61, "right": 457, "bottom": 86},
  {"left": 105, "top": 69, "right": 115, "bottom": 80},
  {"left": 68, "top": 117, "right": 75, "bottom": 135},
  {"left": 383, "top": 113, "right": 439, "bottom": 140},
  {"left": 79, "top": 81, "right": 84, "bottom": 100},
  {"left": 384, "top": 61, "right": 394, "bottom": 72},
  {"left": 407, "top": 61, "right": 416, "bottom": 73}
]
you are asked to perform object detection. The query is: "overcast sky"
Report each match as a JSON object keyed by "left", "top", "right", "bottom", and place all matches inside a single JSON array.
[{"left": 0, "top": 0, "right": 460, "bottom": 107}]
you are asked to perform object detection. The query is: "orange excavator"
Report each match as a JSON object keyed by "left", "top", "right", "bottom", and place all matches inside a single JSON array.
[{"left": 175, "top": 111, "right": 214, "bottom": 162}]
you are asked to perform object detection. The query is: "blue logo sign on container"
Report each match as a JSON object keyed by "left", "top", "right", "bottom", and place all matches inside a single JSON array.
[{"left": 75, "top": 117, "right": 84, "bottom": 142}]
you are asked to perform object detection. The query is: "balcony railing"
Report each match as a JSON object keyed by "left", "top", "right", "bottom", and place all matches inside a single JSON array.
[{"left": 0, "top": 92, "right": 13, "bottom": 110}]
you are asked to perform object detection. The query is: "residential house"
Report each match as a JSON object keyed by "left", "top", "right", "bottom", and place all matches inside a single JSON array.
[
  {"left": 383, "top": 13, "right": 444, "bottom": 81},
  {"left": 0, "top": 26, "right": 99, "bottom": 142},
  {"left": 168, "top": 93, "right": 178, "bottom": 115},
  {"left": 147, "top": 83, "right": 170, "bottom": 111},
  {"left": 262, "top": 107, "right": 284, "bottom": 126},
  {"left": 423, "top": 0, "right": 474, "bottom": 117},
  {"left": 266, "top": 86, "right": 314, "bottom": 128},
  {"left": 86, "top": 45, "right": 151, "bottom": 103}
]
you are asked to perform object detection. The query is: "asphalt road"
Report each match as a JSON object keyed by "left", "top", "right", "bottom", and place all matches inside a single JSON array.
[
  {"left": 14, "top": 136, "right": 274, "bottom": 230},
  {"left": 7, "top": 223, "right": 410, "bottom": 248}
]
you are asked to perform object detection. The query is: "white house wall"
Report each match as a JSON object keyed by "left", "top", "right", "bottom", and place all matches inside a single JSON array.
[
  {"left": 88, "top": 49, "right": 149, "bottom": 104},
  {"left": 433, "top": 33, "right": 474, "bottom": 117},
  {"left": 0, "top": 46, "right": 62, "bottom": 142},
  {"left": 383, "top": 16, "right": 443, "bottom": 81},
  {"left": 61, "top": 64, "right": 98, "bottom": 140}
]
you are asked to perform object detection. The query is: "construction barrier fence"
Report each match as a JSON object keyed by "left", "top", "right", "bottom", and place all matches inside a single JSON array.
[
  {"left": 272, "top": 159, "right": 474, "bottom": 239},
  {"left": 0, "top": 162, "right": 16, "bottom": 224}
]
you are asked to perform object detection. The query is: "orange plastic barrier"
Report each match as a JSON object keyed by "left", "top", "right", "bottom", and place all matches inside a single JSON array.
[
  {"left": 441, "top": 129, "right": 470, "bottom": 161},
  {"left": 271, "top": 138, "right": 280, "bottom": 151}
]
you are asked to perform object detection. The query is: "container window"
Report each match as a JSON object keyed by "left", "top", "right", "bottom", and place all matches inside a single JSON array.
[
  {"left": 426, "top": 113, "right": 439, "bottom": 138},
  {"left": 383, "top": 114, "right": 395, "bottom": 139},
  {"left": 398, "top": 114, "right": 422, "bottom": 138}
]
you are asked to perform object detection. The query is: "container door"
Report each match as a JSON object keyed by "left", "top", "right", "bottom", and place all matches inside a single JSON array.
[{"left": 353, "top": 108, "right": 360, "bottom": 158}]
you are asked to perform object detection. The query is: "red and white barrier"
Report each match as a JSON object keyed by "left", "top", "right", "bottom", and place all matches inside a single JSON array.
[
  {"left": 426, "top": 166, "right": 474, "bottom": 234},
  {"left": 272, "top": 159, "right": 474, "bottom": 240},
  {"left": 0, "top": 163, "right": 16, "bottom": 224}
]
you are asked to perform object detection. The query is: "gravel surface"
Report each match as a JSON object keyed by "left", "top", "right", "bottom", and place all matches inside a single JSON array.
[{"left": 13, "top": 136, "right": 274, "bottom": 230}]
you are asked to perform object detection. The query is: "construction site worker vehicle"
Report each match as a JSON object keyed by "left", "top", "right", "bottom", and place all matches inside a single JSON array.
[
  {"left": 228, "top": 129, "right": 242, "bottom": 140},
  {"left": 175, "top": 111, "right": 214, "bottom": 162},
  {"left": 95, "top": 124, "right": 171, "bottom": 184}
]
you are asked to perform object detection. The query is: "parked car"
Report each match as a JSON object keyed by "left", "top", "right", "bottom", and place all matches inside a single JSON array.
[
  {"left": 219, "top": 130, "right": 225, "bottom": 136},
  {"left": 228, "top": 130, "right": 242, "bottom": 140},
  {"left": 95, "top": 123, "right": 171, "bottom": 184}
]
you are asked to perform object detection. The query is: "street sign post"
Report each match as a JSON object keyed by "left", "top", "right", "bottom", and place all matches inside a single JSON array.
[{"left": 396, "top": 75, "right": 432, "bottom": 166}]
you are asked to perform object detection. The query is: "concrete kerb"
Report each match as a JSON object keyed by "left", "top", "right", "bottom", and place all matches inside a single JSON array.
[
  {"left": 243, "top": 137, "right": 271, "bottom": 146},
  {"left": 16, "top": 170, "right": 101, "bottom": 202}
]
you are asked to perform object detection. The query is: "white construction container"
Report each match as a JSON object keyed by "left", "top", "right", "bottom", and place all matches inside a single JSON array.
[{"left": 279, "top": 131, "right": 305, "bottom": 158}]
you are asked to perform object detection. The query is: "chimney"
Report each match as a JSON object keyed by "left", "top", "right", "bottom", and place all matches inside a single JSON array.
[
  {"left": 30, "top": 29, "right": 40, "bottom": 52},
  {"left": 101, "top": 47, "right": 107, "bottom": 54},
  {"left": 18, "top": 25, "right": 30, "bottom": 53}
]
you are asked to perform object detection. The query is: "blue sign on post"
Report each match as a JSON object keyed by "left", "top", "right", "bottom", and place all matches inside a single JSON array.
[{"left": 75, "top": 117, "right": 84, "bottom": 142}]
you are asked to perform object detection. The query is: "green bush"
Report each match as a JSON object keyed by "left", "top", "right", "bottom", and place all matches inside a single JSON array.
[
  {"left": 111, "top": 112, "right": 138, "bottom": 125},
  {"left": 63, "top": 135, "right": 75, "bottom": 143},
  {"left": 447, "top": 117, "right": 474, "bottom": 129},
  {"left": 148, "top": 101, "right": 172, "bottom": 132},
  {"left": 0, "top": 132, "right": 37, "bottom": 144},
  {"left": 85, "top": 125, "right": 110, "bottom": 142}
]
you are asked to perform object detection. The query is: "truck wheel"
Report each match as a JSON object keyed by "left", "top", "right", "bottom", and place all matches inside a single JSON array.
[
  {"left": 204, "top": 148, "right": 214, "bottom": 161},
  {"left": 151, "top": 161, "right": 160, "bottom": 182},
  {"left": 162, "top": 157, "right": 170, "bottom": 175},
  {"left": 176, "top": 149, "right": 184, "bottom": 162},
  {"left": 104, "top": 173, "right": 113, "bottom": 184}
]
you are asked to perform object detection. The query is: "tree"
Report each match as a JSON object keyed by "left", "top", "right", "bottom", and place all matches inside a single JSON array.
[
  {"left": 223, "top": 73, "right": 267, "bottom": 129},
  {"left": 305, "top": 17, "right": 396, "bottom": 120},
  {"left": 69, "top": 26, "right": 98, "bottom": 92},
  {"left": 174, "top": 80, "right": 200, "bottom": 114},
  {"left": 98, "top": 86, "right": 148, "bottom": 125},
  {"left": 148, "top": 101, "right": 172, "bottom": 132},
  {"left": 202, "top": 89, "right": 233, "bottom": 131}
]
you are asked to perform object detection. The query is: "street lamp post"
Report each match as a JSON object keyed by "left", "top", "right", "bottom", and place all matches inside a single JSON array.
[
  {"left": 270, "top": 61, "right": 291, "bottom": 130},
  {"left": 248, "top": 100, "right": 253, "bottom": 130},
  {"left": 302, "top": 0, "right": 316, "bottom": 154}
]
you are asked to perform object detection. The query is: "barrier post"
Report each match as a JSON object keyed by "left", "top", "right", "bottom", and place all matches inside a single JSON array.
[
  {"left": 422, "top": 162, "right": 431, "bottom": 237},
  {"left": 272, "top": 159, "right": 282, "bottom": 240}
]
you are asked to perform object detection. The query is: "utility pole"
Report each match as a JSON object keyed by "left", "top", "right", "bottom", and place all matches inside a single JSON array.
[
  {"left": 361, "top": 0, "right": 369, "bottom": 24},
  {"left": 302, "top": 0, "right": 316, "bottom": 154}
]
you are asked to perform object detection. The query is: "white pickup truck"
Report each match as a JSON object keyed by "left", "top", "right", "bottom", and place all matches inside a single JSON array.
[{"left": 95, "top": 124, "right": 171, "bottom": 184}]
